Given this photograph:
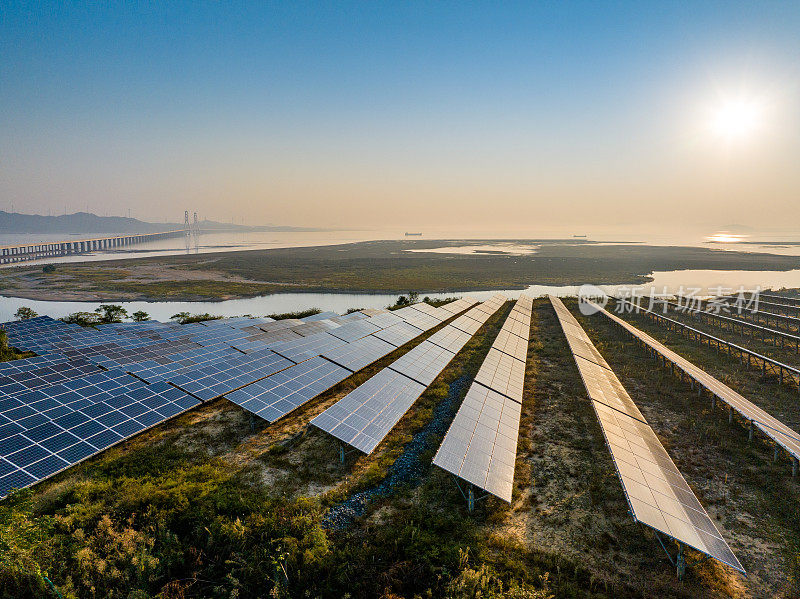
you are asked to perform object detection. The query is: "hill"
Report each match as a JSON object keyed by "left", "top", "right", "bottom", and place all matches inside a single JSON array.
[{"left": 0, "top": 211, "right": 325, "bottom": 235}]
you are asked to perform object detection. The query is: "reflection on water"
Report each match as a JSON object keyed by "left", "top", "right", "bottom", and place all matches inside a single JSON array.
[
  {"left": 705, "top": 232, "right": 747, "bottom": 244},
  {"left": 0, "top": 230, "right": 396, "bottom": 268},
  {"left": 5, "top": 227, "right": 800, "bottom": 269},
  {"left": 405, "top": 243, "right": 539, "bottom": 256},
  {"left": 3, "top": 268, "right": 800, "bottom": 322}
]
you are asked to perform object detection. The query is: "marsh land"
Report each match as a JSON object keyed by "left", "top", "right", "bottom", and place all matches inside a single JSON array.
[{"left": 3, "top": 240, "right": 800, "bottom": 302}]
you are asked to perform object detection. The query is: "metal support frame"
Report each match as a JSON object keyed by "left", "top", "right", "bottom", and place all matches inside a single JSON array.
[
  {"left": 452, "top": 476, "right": 488, "bottom": 512},
  {"left": 337, "top": 441, "right": 358, "bottom": 464},
  {"left": 653, "top": 532, "right": 709, "bottom": 580}
]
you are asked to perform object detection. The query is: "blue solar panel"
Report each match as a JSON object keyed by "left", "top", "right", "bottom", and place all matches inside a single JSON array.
[{"left": 226, "top": 357, "right": 350, "bottom": 422}]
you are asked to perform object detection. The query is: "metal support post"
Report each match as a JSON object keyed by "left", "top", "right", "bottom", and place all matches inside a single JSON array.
[{"left": 676, "top": 543, "right": 686, "bottom": 581}]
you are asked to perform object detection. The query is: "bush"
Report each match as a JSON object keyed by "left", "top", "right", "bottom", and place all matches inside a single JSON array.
[
  {"left": 62, "top": 312, "right": 101, "bottom": 327},
  {"left": 42, "top": 264, "right": 56, "bottom": 274},
  {"left": 14, "top": 307, "right": 38, "bottom": 321}
]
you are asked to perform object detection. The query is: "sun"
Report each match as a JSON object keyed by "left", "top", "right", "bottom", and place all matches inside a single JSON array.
[{"left": 709, "top": 96, "right": 763, "bottom": 142}]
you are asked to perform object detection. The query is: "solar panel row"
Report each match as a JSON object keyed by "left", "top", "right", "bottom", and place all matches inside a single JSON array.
[
  {"left": 432, "top": 295, "right": 532, "bottom": 502},
  {"left": 596, "top": 302, "right": 800, "bottom": 459},
  {"left": 0, "top": 299, "right": 481, "bottom": 498},
  {"left": 312, "top": 295, "right": 505, "bottom": 455},
  {"left": 550, "top": 296, "right": 744, "bottom": 574},
  {"left": 0, "top": 370, "right": 200, "bottom": 498}
]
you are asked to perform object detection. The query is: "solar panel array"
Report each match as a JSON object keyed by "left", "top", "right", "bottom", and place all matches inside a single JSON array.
[
  {"left": 226, "top": 298, "right": 480, "bottom": 422},
  {"left": 432, "top": 295, "right": 532, "bottom": 501},
  {"left": 0, "top": 299, "right": 482, "bottom": 498},
  {"left": 597, "top": 302, "right": 800, "bottom": 460},
  {"left": 549, "top": 296, "right": 744, "bottom": 573},
  {"left": 0, "top": 368, "right": 200, "bottom": 498},
  {"left": 312, "top": 294, "right": 507, "bottom": 455}
]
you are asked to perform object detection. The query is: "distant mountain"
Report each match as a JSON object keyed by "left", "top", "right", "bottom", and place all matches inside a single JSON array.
[{"left": 0, "top": 211, "right": 326, "bottom": 234}]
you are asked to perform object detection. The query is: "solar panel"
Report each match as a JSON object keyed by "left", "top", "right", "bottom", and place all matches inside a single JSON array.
[
  {"left": 257, "top": 319, "right": 304, "bottom": 333},
  {"left": 596, "top": 303, "right": 800, "bottom": 459},
  {"left": 406, "top": 302, "right": 448, "bottom": 320},
  {"left": 426, "top": 326, "right": 473, "bottom": 354},
  {"left": 473, "top": 348, "right": 525, "bottom": 403},
  {"left": 432, "top": 296, "right": 531, "bottom": 502},
  {"left": 327, "top": 319, "right": 381, "bottom": 343},
  {"left": 388, "top": 341, "right": 456, "bottom": 386},
  {"left": 362, "top": 311, "right": 404, "bottom": 329},
  {"left": 438, "top": 296, "right": 480, "bottom": 315},
  {"left": 301, "top": 311, "right": 341, "bottom": 322},
  {"left": 269, "top": 332, "right": 348, "bottom": 363},
  {"left": 359, "top": 308, "right": 388, "bottom": 317},
  {"left": 490, "top": 329, "right": 529, "bottom": 361},
  {"left": 433, "top": 383, "right": 520, "bottom": 501},
  {"left": 373, "top": 322, "right": 425, "bottom": 347},
  {"left": 0, "top": 359, "right": 102, "bottom": 398},
  {"left": 321, "top": 335, "right": 396, "bottom": 372},
  {"left": 310, "top": 368, "right": 426, "bottom": 454},
  {"left": 313, "top": 295, "right": 508, "bottom": 454},
  {"left": 449, "top": 313, "right": 486, "bottom": 336},
  {"left": 226, "top": 357, "right": 351, "bottom": 422},
  {"left": 333, "top": 311, "right": 370, "bottom": 322},
  {"left": 290, "top": 320, "right": 341, "bottom": 337},
  {"left": 392, "top": 305, "right": 442, "bottom": 330},
  {"left": 550, "top": 296, "right": 744, "bottom": 574},
  {"left": 168, "top": 349, "right": 293, "bottom": 401},
  {"left": 0, "top": 381, "right": 200, "bottom": 499}
]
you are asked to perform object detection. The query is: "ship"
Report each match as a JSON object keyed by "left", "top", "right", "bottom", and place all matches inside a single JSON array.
[{"left": 405, "top": 232, "right": 423, "bottom": 236}]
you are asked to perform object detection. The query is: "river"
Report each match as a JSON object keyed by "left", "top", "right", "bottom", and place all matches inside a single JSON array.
[{"left": 2, "top": 268, "right": 800, "bottom": 322}]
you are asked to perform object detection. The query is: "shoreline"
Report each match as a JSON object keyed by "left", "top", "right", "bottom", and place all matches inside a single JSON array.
[{"left": 1, "top": 239, "right": 799, "bottom": 303}]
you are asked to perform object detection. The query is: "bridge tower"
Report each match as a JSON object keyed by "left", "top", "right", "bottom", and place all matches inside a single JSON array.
[{"left": 184, "top": 210, "right": 190, "bottom": 235}]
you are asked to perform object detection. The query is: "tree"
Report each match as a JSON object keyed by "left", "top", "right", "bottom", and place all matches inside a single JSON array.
[
  {"left": 94, "top": 304, "right": 128, "bottom": 324},
  {"left": 170, "top": 312, "right": 190, "bottom": 323},
  {"left": 14, "top": 307, "right": 38, "bottom": 321},
  {"left": 62, "top": 312, "right": 101, "bottom": 327},
  {"left": 131, "top": 310, "right": 150, "bottom": 322}
]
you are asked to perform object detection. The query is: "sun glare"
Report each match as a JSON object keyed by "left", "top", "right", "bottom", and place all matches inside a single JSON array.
[
  {"left": 707, "top": 232, "right": 746, "bottom": 243},
  {"left": 709, "top": 96, "right": 764, "bottom": 142}
]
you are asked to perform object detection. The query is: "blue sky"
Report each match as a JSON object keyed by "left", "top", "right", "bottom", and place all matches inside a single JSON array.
[{"left": 2, "top": 2, "right": 798, "bottom": 233}]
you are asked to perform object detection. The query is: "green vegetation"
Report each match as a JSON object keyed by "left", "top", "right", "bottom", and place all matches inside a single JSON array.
[
  {"left": 131, "top": 310, "right": 150, "bottom": 322},
  {"left": 61, "top": 312, "right": 101, "bottom": 327},
  {"left": 42, "top": 264, "right": 56, "bottom": 274},
  {"left": 1, "top": 298, "right": 798, "bottom": 597},
  {"left": 169, "top": 312, "right": 223, "bottom": 324},
  {"left": 14, "top": 307, "right": 38, "bottom": 321},
  {"left": 265, "top": 308, "right": 321, "bottom": 320},
  {"left": 94, "top": 304, "right": 128, "bottom": 324},
  {"left": 0, "top": 330, "right": 32, "bottom": 362}
]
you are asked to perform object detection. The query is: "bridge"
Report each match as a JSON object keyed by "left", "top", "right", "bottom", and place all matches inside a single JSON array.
[{"left": 0, "top": 229, "right": 189, "bottom": 265}]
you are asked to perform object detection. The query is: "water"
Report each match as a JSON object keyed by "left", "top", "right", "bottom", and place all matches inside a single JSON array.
[
  {"left": 0, "top": 230, "right": 395, "bottom": 267},
  {"left": 5, "top": 228, "right": 800, "bottom": 269},
  {"left": 3, "top": 268, "right": 800, "bottom": 322}
]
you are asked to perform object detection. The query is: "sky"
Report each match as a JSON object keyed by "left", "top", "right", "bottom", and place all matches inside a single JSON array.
[{"left": 2, "top": 2, "right": 799, "bottom": 236}]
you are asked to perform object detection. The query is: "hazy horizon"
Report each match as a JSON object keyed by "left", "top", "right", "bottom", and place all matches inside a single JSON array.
[{"left": 3, "top": 2, "right": 799, "bottom": 235}]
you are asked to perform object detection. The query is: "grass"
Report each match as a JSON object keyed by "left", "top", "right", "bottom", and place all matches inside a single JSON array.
[{"left": 1, "top": 299, "right": 799, "bottom": 598}]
